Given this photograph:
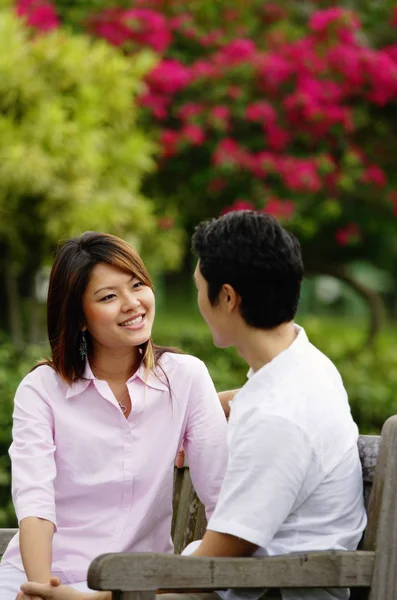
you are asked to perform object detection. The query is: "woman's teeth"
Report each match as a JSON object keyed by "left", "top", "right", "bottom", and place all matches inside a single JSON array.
[{"left": 120, "top": 316, "right": 143, "bottom": 326}]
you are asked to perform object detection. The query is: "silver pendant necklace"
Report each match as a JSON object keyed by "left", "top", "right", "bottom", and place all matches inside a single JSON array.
[
  {"left": 118, "top": 389, "right": 129, "bottom": 414},
  {"left": 92, "top": 370, "right": 129, "bottom": 414}
]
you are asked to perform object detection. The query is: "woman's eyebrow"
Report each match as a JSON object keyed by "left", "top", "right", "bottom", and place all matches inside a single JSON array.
[{"left": 93, "top": 275, "right": 134, "bottom": 296}]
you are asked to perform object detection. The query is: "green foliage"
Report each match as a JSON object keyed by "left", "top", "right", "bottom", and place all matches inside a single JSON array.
[{"left": 0, "top": 7, "right": 183, "bottom": 291}]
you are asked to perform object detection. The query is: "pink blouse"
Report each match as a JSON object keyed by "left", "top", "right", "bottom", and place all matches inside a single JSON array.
[{"left": 3, "top": 353, "right": 228, "bottom": 583}]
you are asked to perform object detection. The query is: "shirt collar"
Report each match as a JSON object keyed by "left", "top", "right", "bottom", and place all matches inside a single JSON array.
[
  {"left": 65, "top": 359, "right": 169, "bottom": 399},
  {"left": 245, "top": 324, "right": 309, "bottom": 385}
]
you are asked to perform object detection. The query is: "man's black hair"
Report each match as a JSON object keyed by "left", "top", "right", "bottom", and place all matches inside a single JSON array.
[{"left": 192, "top": 210, "right": 304, "bottom": 329}]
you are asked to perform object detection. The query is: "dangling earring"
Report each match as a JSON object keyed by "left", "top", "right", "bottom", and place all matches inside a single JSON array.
[{"left": 79, "top": 331, "right": 88, "bottom": 360}]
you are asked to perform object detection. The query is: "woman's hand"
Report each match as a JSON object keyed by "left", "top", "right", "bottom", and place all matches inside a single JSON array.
[{"left": 18, "top": 577, "right": 82, "bottom": 600}]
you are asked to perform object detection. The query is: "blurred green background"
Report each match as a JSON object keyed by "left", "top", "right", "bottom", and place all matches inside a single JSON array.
[{"left": 1, "top": 0, "right": 397, "bottom": 525}]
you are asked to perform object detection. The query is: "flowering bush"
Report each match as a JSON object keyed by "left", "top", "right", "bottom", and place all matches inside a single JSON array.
[{"left": 15, "top": 0, "right": 397, "bottom": 267}]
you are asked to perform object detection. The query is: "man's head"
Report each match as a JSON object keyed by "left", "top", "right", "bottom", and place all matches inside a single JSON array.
[{"left": 192, "top": 210, "right": 303, "bottom": 347}]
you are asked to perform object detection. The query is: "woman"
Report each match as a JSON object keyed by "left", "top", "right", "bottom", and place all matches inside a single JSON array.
[{"left": 0, "top": 231, "right": 228, "bottom": 599}]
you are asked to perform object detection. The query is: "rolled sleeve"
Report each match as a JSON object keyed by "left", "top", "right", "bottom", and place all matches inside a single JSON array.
[
  {"left": 208, "top": 415, "right": 314, "bottom": 549},
  {"left": 10, "top": 376, "right": 57, "bottom": 528},
  {"left": 183, "top": 360, "right": 228, "bottom": 521}
]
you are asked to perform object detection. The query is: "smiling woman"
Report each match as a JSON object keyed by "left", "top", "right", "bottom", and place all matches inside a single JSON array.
[{"left": 0, "top": 232, "right": 228, "bottom": 600}]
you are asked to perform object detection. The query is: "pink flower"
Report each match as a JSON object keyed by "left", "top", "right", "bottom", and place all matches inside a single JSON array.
[
  {"left": 327, "top": 44, "right": 363, "bottom": 88},
  {"left": 122, "top": 9, "right": 172, "bottom": 53},
  {"left": 16, "top": 0, "right": 59, "bottom": 31},
  {"left": 89, "top": 7, "right": 172, "bottom": 51},
  {"left": 335, "top": 223, "right": 361, "bottom": 246},
  {"left": 263, "top": 198, "right": 295, "bottom": 220},
  {"left": 362, "top": 50, "right": 397, "bottom": 106},
  {"left": 221, "top": 200, "right": 255, "bottom": 215},
  {"left": 216, "top": 39, "right": 256, "bottom": 65},
  {"left": 210, "top": 105, "right": 231, "bottom": 122},
  {"left": 249, "top": 152, "right": 277, "bottom": 178},
  {"left": 361, "top": 165, "right": 387, "bottom": 187},
  {"left": 259, "top": 54, "right": 293, "bottom": 90},
  {"left": 147, "top": 59, "right": 191, "bottom": 94},
  {"left": 159, "top": 129, "right": 180, "bottom": 157},
  {"left": 88, "top": 8, "right": 135, "bottom": 46},
  {"left": 139, "top": 93, "right": 170, "bottom": 119},
  {"left": 181, "top": 124, "right": 206, "bottom": 145},
  {"left": 177, "top": 103, "right": 204, "bottom": 121},
  {"left": 266, "top": 124, "right": 290, "bottom": 152},
  {"left": 309, "top": 8, "right": 360, "bottom": 44},
  {"left": 190, "top": 60, "right": 218, "bottom": 80},
  {"left": 199, "top": 30, "right": 223, "bottom": 48},
  {"left": 384, "top": 45, "right": 397, "bottom": 64},
  {"left": 212, "top": 139, "right": 252, "bottom": 169},
  {"left": 278, "top": 158, "right": 322, "bottom": 193},
  {"left": 169, "top": 13, "right": 194, "bottom": 30},
  {"left": 245, "top": 102, "right": 277, "bottom": 123}
]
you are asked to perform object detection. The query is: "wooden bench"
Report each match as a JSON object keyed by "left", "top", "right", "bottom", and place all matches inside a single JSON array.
[
  {"left": 86, "top": 415, "right": 397, "bottom": 600},
  {"left": 0, "top": 417, "right": 395, "bottom": 599}
]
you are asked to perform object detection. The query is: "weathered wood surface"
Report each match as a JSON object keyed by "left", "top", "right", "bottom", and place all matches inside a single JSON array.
[
  {"left": 0, "top": 528, "right": 17, "bottom": 554},
  {"left": 358, "top": 436, "right": 379, "bottom": 483},
  {"left": 357, "top": 435, "right": 379, "bottom": 515},
  {"left": 88, "top": 551, "right": 374, "bottom": 591},
  {"left": 113, "top": 592, "right": 155, "bottom": 600},
  {"left": 366, "top": 416, "right": 397, "bottom": 600},
  {"left": 172, "top": 466, "right": 206, "bottom": 554}
]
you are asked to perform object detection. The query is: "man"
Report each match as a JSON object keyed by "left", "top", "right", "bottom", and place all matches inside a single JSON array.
[{"left": 21, "top": 211, "right": 366, "bottom": 600}]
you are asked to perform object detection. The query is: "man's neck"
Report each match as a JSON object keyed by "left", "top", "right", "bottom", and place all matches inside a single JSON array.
[{"left": 236, "top": 321, "right": 298, "bottom": 373}]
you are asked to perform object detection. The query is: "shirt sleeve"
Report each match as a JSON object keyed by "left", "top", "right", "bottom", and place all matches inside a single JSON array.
[
  {"left": 207, "top": 414, "right": 314, "bottom": 549},
  {"left": 183, "top": 359, "right": 228, "bottom": 521},
  {"left": 10, "top": 373, "right": 58, "bottom": 528}
]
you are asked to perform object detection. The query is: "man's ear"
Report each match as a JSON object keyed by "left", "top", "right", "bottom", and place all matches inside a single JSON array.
[{"left": 221, "top": 284, "right": 240, "bottom": 312}]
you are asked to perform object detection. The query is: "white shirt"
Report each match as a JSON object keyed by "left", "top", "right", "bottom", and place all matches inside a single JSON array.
[
  {"left": 207, "top": 325, "right": 367, "bottom": 600},
  {"left": 3, "top": 353, "right": 228, "bottom": 583}
]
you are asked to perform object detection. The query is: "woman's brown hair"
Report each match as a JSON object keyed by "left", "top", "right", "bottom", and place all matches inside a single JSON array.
[{"left": 37, "top": 231, "right": 176, "bottom": 384}]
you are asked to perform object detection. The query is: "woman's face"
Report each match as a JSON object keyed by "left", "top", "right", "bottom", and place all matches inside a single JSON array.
[{"left": 82, "top": 262, "right": 155, "bottom": 354}]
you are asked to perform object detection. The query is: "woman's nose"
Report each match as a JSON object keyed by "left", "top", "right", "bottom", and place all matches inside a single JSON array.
[{"left": 122, "top": 293, "right": 140, "bottom": 311}]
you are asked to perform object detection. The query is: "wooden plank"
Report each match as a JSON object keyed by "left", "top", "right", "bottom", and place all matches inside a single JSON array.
[
  {"left": 87, "top": 551, "right": 374, "bottom": 591},
  {"left": 0, "top": 528, "right": 17, "bottom": 554},
  {"left": 366, "top": 416, "right": 397, "bottom": 600},
  {"left": 171, "top": 466, "right": 184, "bottom": 545},
  {"left": 120, "top": 593, "right": 155, "bottom": 600},
  {"left": 172, "top": 468, "right": 195, "bottom": 555}
]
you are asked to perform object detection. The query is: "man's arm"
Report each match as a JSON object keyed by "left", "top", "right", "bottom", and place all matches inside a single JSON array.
[{"left": 192, "top": 530, "right": 257, "bottom": 557}]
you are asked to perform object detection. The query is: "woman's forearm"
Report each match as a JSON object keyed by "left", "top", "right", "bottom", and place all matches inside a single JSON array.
[
  {"left": 20, "top": 516, "right": 54, "bottom": 582},
  {"left": 217, "top": 389, "right": 240, "bottom": 419}
]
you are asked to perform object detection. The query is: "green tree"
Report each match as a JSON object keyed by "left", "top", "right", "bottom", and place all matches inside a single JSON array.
[{"left": 0, "top": 8, "right": 183, "bottom": 345}]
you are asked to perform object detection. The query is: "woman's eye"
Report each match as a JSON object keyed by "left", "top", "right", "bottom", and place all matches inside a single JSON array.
[
  {"left": 132, "top": 281, "right": 143, "bottom": 289},
  {"left": 100, "top": 294, "right": 115, "bottom": 302}
]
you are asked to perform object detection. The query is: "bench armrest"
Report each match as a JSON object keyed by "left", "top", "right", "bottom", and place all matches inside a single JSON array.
[{"left": 88, "top": 551, "right": 374, "bottom": 592}]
